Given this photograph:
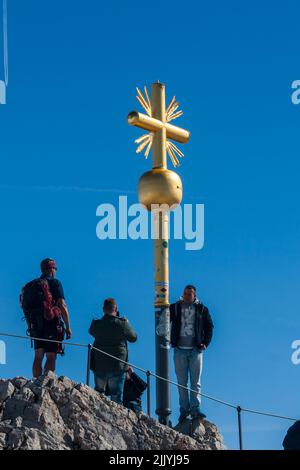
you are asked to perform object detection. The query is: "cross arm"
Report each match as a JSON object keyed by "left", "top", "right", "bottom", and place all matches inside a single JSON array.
[{"left": 128, "top": 111, "right": 190, "bottom": 144}]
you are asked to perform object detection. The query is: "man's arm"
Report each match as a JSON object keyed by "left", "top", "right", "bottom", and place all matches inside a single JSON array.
[
  {"left": 55, "top": 281, "right": 72, "bottom": 339},
  {"left": 57, "top": 298, "right": 72, "bottom": 339},
  {"left": 123, "top": 319, "right": 137, "bottom": 343},
  {"left": 88, "top": 319, "right": 96, "bottom": 338},
  {"left": 203, "top": 307, "right": 214, "bottom": 347}
]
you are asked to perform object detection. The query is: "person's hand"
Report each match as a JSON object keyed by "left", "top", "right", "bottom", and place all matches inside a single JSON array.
[
  {"left": 125, "top": 366, "right": 133, "bottom": 380},
  {"left": 200, "top": 344, "right": 207, "bottom": 351},
  {"left": 66, "top": 328, "right": 72, "bottom": 339}
]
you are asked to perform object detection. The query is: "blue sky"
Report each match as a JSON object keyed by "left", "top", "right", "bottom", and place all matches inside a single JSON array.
[{"left": 1, "top": 0, "right": 300, "bottom": 450}]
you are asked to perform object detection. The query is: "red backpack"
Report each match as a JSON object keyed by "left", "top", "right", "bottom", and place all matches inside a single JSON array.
[{"left": 20, "top": 278, "right": 65, "bottom": 355}]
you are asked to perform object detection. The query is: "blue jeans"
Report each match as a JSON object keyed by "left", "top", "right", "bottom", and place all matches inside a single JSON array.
[
  {"left": 174, "top": 347, "right": 203, "bottom": 416},
  {"left": 94, "top": 371, "right": 126, "bottom": 404}
]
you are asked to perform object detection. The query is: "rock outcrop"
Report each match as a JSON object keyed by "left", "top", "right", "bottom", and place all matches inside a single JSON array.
[{"left": 0, "top": 372, "right": 225, "bottom": 450}]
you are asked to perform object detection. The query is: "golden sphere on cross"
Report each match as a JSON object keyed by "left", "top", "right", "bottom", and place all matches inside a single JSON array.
[{"left": 138, "top": 168, "right": 183, "bottom": 211}]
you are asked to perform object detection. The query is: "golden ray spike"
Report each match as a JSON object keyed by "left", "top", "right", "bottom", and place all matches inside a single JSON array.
[
  {"left": 167, "top": 101, "right": 179, "bottom": 113},
  {"left": 136, "top": 91, "right": 150, "bottom": 114},
  {"left": 166, "top": 96, "right": 176, "bottom": 115},
  {"left": 136, "top": 137, "right": 151, "bottom": 154},
  {"left": 136, "top": 87, "right": 151, "bottom": 115},
  {"left": 136, "top": 94, "right": 151, "bottom": 115},
  {"left": 144, "top": 139, "right": 153, "bottom": 158},
  {"left": 166, "top": 107, "right": 180, "bottom": 122},
  {"left": 144, "top": 86, "right": 152, "bottom": 114},
  {"left": 168, "top": 140, "right": 184, "bottom": 157},
  {"left": 170, "top": 152, "right": 180, "bottom": 167},
  {"left": 169, "top": 146, "right": 179, "bottom": 162},
  {"left": 166, "top": 142, "right": 180, "bottom": 167},
  {"left": 135, "top": 133, "right": 151, "bottom": 144},
  {"left": 166, "top": 102, "right": 179, "bottom": 119},
  {"left": 167, "top": 146, "right": 180, "bottom": 167},
  {"left": 136, "top": 87, "right": 148, "bottom": 107},
  {"left": 167, "top": 110, "right": 184, "bottom": 122},
  {"left": 169, "top": 146, "right": 184, "bottom": 159},
  {"left": 167, "top": 140, "right": 184, "bottom": 162}
]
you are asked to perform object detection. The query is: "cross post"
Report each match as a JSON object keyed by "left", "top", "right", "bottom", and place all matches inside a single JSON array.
[{"left": 127, "top": 82, "right": 190, "bottom": 425}]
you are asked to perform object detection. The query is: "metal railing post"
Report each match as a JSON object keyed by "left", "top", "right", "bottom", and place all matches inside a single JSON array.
[
  {"left": 237, "top": 405, "right": 243, "bottom": 450},
  {"left": 86, "top": 343, "right": 92, "bottom": 386},
  {"left": 146, "top": 370, "right": 151, "bottom": 417}
]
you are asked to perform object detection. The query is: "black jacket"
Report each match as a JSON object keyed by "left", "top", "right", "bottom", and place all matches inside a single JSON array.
[
  {"left": 282, "top": 421, "right": 300, "bottom": 450},
  {"left": 89, "top": 315, "right": 137, "bottom": 374},
  {"left": 170, "top": 300, "right": 214, "bottom": 349},
  {"left": 123, "top": 372, "right": 147, "bottom": 406}
]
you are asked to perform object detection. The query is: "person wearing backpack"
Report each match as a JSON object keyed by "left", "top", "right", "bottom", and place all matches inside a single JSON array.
[
  {"left": 20, "top": 258, "right": 72, "bottom": 377},
  {"left": 89, "top": 298, "right": 137, "bottom": 404}
]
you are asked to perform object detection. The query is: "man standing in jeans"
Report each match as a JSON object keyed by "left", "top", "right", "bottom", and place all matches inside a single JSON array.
[
  {"left": 170, "top": 285, "right": 214, "bottom": 423},
  {"left": 89, "top": 298, "right": 137, "bottom": 404}
]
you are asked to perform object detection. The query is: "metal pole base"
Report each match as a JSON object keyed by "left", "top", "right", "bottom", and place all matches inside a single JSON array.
[
  {"left": 155, "top": 306, "right": 171, "bottom": 425},
  {"left": 156, "top": 412, "right": 172, "bottom": 427}
]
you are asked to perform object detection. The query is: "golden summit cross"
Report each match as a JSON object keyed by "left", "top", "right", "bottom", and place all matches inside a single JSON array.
[
  {"left": 127, "top": 82, "right": 191, "bottom": 426},
  {"left": 127, "top": 82, "right": 190, "bottom": 168}
]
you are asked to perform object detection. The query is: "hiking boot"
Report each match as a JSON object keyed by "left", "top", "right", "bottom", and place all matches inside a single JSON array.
[
  {"left": 178, "top": 412, "right": 190, "bottom": 423},
  {"left": 191, "top": 410, "right": 206, "bottom": 419}
]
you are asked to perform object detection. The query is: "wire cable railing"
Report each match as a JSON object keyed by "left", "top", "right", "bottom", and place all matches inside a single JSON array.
[{"left": 0, "top": 331, "right": 298, "bottom": 450}]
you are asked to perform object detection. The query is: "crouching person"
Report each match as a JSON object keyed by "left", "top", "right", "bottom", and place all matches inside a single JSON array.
[
  {"left": 89, "top": 298, "right": 137, "bottom": 404},
  {"left": 123, "top": 367, "right": 147, "bottom": 414}
]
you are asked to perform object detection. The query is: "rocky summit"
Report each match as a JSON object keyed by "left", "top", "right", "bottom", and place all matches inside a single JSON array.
[{"left": 0, "top": 372, "right": 225, "bottom": 450}]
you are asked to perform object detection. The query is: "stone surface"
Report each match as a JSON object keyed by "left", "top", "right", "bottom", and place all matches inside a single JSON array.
[
  {"left": 0, "top": 381, "right": 15, "bottom": 402},
  {"left": 174, "top": 418, "right": 225, "bottom": 450},
  {"left": 0, "top": 372, "right": 225, "bottom": 450}
]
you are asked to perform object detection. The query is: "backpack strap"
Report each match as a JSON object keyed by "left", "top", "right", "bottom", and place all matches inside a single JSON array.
[{"left": 40, "top": 279, "right": 61, "bottom": 321}]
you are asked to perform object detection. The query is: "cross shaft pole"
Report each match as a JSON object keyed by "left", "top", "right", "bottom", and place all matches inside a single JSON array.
[
  {"left": 151, "top": 83, "right": 171, "bottom": 424},
  {"left": 127, "top": 82, "right": 190, "bottom": 425}
]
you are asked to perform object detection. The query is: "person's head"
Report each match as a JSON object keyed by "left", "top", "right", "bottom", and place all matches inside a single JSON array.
[
  {"left": 40, "top": 258, "right": 57, "bottom": 278},
  {"left": 103, "top": 298, "right": 118, "bottom": 316},
  {"left": 183, "top": 284, "right": 197, "bottom": 303}
]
